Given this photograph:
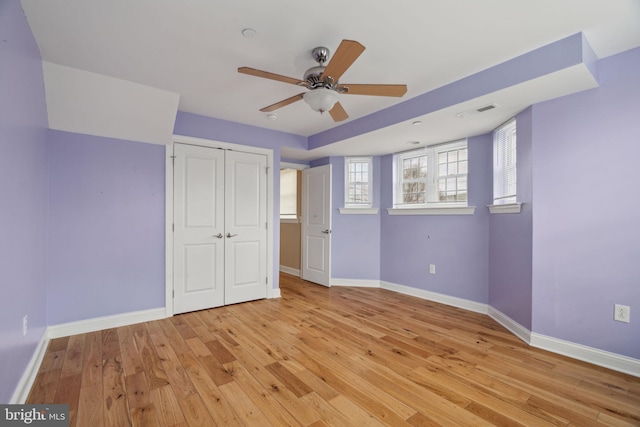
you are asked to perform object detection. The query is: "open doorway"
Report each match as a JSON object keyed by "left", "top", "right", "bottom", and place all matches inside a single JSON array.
[{"left": 279, "top": 167, "right": 302, "bottom": 276}]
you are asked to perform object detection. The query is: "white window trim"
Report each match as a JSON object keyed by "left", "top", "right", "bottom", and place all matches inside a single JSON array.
[
  {"left": 387, "top": 206, "right": 475, "bottom": 216},
  {"left": 493, "top": 118, "right": 517, "bottom": 205},
  {"left": 344, "top": 156, "right": 373, "bottom": 209},
  {"left": 339, "top": 207, "right": 379, "bottom": 215},
  {"left": 487, "top": 202, "right": 522, "bottom": 214},
  {"left": 393, "top": 140, "right": 469, "bottom": 211}
]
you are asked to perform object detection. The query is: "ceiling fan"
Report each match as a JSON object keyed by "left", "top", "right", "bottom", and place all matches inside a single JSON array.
[{"left": 238, "top": 39, "right": 408, "bottom": 122}]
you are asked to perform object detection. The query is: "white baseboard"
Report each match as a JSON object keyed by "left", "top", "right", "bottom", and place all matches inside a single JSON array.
[
  {"left": 47, "top": 307, "right": 167, "bottom": 339},
  {"left": 10, "top": 330, "right": 49, "bottom": 404},
  {"left": 487, "top": 307, "right": 640, "bottom": 378},
  {"left": 270, "top": 288, "right": 281, "bottom": 298},
  {"left": 381, "top": 280, "right": 489, "bottom": 315},
  {"left": 331, "top": 278, "right": 382, "bottom": 288},
  {"left": 488, "top": 307, "right": 531, "bottom": 344},
  {"left": 279, "top": 266, "right": 300, "bottom": 276},
  {"left": 530, "top": 333, "right": 640, "bottom": 378}
]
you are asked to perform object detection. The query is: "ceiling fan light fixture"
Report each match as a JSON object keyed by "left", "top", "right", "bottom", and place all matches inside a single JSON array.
[{"left": 303, "top": 88, "right": 338, "bottom": 114}]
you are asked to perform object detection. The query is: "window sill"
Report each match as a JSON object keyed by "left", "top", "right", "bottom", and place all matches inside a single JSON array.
[
  {"left": 387, "top": 206, "right": 475, "bottom": 216},
  {"left": 487, "top": 203, "right": 522, "bottom": 214},
  {"left": 280, "top": 218, "right": 301, "bottom": 224},
  {"left": 339, "top": 208, "right": 379, "bottom": 215}
]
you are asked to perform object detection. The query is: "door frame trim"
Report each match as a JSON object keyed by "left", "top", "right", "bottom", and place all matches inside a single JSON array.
[{"left": 165, "top": 134, "right": 275, "bottom": 317}]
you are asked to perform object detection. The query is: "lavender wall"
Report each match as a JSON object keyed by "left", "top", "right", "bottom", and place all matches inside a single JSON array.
[
  {"left": 488, "top": 108, "right": 534, "bottom": 329},
  {"left": 47, "top": 131, "right": 166, "bottom": 325},
  {"left": 0, "top": 0, "right": 49, "bottom": 403},
  {"left": 329, "top": 157, "right": 382, "bottom": 281},
  {"left": 531, "top": 48, "right": 640, "bottom": 358},
  {"left": 380, "top": 135, "right": 492, "bottom": 302}
]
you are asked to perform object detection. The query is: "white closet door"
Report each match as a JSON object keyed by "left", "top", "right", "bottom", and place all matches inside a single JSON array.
[
  {"left": 224, "top": 150, "right": 268, "bottom": 305},
  {"left": 173, "top": 143, "right": 225, "bottom": 314}
]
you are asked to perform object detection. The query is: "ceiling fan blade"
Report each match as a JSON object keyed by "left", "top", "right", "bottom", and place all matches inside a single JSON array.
[
  {"left": 321, "top": 40, "right": 365, "bottom": 82},
  {"left": 329, "top": 102, "right": 349, "bottom": 122},
  {"left": 259, "top": 93, "right": 305, "bottom": 112},
  {"left": 339, "top": 84, "right": 407, "bottom": 97},
  {"left": 238, "top": 67, "right": 304, "bottom": 86}
]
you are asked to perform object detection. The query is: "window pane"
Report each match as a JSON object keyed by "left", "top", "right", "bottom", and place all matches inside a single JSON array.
[
  {"left": 280, "top": 169, "right": 298, "bottom": 216},
  {"left": 459, "top": 160, "right": 468, "bottom": 174},
  {"left": 449, "top": 162, "right": 458, "bottom": 175},
  {"left": 457, "top": 176, "right": 467, "bottom": 191},
  {"left": 494, "top": 119, "right": 517, "bottom": 203}
]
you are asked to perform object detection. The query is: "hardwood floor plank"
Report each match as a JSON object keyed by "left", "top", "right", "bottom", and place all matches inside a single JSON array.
[
  {"left": 118, "top": 325, "right": 145, "bottom": 377},
  {"left": 301, "top": 391, "right": 360, "bottom": 427},
  {"left": 150, "top": 384, "right": 188, "bottom": 427},
  {"left": 102, "top": 347, "right": 132, "bottom": 427},
  {"left": 226, "top": 360, "right": 303, "bottom": 427},
  {"left": 81, "top": 331, "right": 103, "bottom": 389},
  {"left": 134, "top": 323, "right": 170, "bottom": 390},
  {"left": 27, "top": 369, "right": 61, "bottom": 404},
  {"left": 225, "top": 341, "right": 321, "bottom": 425},
  {"left": 125, "top": 371, "right": 160, "bottom": 427},
  {"left": 60, "top": 334, "right": 85, "bottom": 378},
  {"left": 53, "top": 374, "right": 82, "bottom": 427},
  {"left": 76, "top": 384, "right": 103, "bottom": 427},
  {"left": 218, "top": 380, "right": 272, "bottom": 426},
  {"left": 205, "top": 339, "right": 237, "bottom": 365},
  {"left": 177, "top": 393, "right": 216, "bottom": 427},
  {"left": 178, "top": 350, "right": 242, "bottom": 425},
  {"left": 26, "top": 274, "right": 640, "bottom": 426}
]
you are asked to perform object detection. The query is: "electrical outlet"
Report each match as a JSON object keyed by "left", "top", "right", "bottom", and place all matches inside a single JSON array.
[
  {"left": 23, "top": 315, "right": 28, "bottom": 336},
  {"left": 429, "top": 264, "right": 436, "bottom": 274},
  {"left": 614, "top": 304, "right": 630, "bottom": 323}
]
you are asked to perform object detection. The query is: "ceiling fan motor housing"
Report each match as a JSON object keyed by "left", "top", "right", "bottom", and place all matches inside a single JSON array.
[
  {"left": 303, "top": 65, "right": 327, "bottom": 88},
  {"left": 303, "top": 46, "right": 339, "bottom": 90}
]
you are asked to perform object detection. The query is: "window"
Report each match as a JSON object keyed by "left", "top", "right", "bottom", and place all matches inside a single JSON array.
[
  {"left": 393, "top": 140, "right": 468, "bottom": 208},
  {"left": 493, "top": 119, "right": 517, "bottom": 204},
  {"left": 280, "top": 168, "right": 299, "bottom": 219},
  {"left": 437, "top": 145, "right": 468, "bottom": 203},
  {"left": 344, "top": 157, "right": 372, "bottom": 208}
]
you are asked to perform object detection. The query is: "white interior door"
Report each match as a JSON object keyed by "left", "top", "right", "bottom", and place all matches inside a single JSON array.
[
  {"left": 173, "top": 143, "right": 225, "bottom": 314},
  {"left": 301, "top": 164, "right": 332, "bottom": 286},
  {"left": 224, "top": 150, "right": 268, "bottom": 305}
]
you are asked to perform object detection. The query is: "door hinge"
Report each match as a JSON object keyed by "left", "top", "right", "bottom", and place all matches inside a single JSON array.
[
  {"left": 266, "top": 166, "right": 270, "bottom": 175},
  {"left": 172, "top": 223, "right": 174, "bottom": 232},
  {"left": 172, "top": 290, "right": 174, "bottom": 298},
  {"left": 265, "top": 222, "right": 268, "bottom": 230},
  {"left": 266, "top": 277, "right": 268, "bottom": 284},
  {"left": 170, "top": 155, "right": 176, "bottom": 164}
]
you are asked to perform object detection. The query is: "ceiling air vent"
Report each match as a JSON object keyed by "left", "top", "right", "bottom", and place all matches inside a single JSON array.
[
  {"left": 456, "top": 103, "right": 499, "bottom": 118},
  {"left": 476, "top": 104, "right": 497, "bottom": 113}
]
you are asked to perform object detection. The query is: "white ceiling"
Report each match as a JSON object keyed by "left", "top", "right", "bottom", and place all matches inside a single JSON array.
[{"left": 20, "top": 0, "right": 640, "bottom": 160}]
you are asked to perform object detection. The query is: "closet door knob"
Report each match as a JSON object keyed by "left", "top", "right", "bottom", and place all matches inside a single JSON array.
[
  {"left": 226, "top": 233, "right": 238, "bottom": 238},
  {"left": 213, "top": 233, "right": 223, "bottom": 238}
]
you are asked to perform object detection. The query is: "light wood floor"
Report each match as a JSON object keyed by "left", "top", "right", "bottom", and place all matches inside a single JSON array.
[{"left": 28, "top": 273, "right": 640, "bottom": 426}]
